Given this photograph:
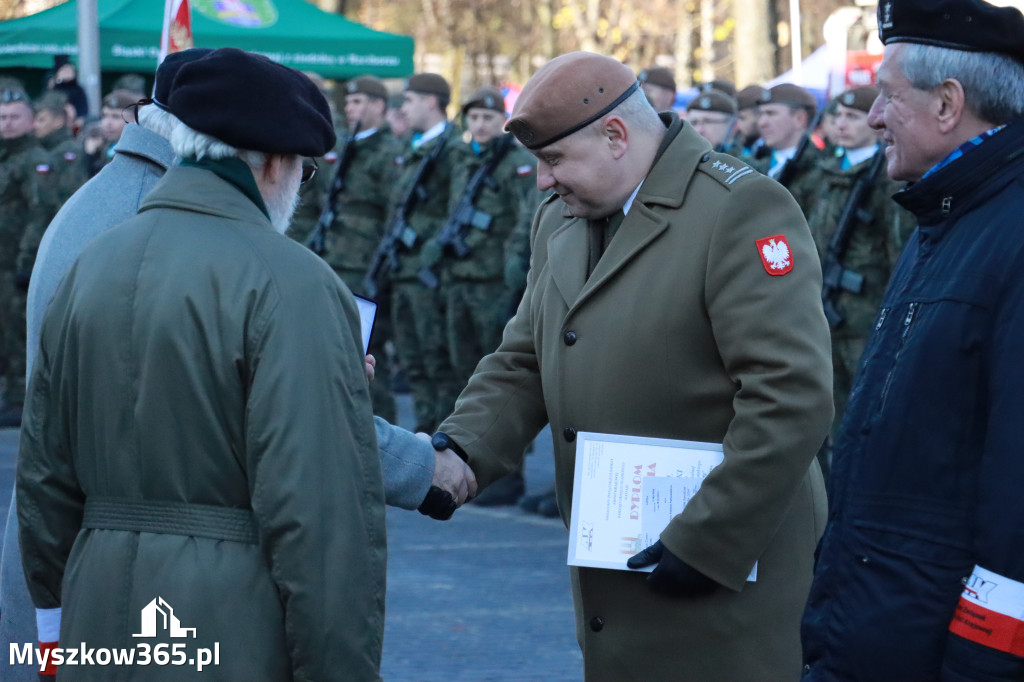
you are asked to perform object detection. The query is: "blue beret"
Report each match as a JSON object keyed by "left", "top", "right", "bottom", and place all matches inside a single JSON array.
[
  {"left": 166, "top": 47, "right": 336, "bottom": 157},
  {"left": 878, "top": 0, "right": 1024, "bottom": 64}
]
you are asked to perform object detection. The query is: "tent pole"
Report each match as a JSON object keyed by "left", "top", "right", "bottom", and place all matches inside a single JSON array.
[{"left": 77, "top": 0, "right": 101, "bottom": 117}]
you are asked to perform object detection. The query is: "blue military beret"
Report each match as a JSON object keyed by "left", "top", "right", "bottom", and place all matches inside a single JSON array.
[
  {"left": 877, "top": 0, "right": 1024, "bottom": 64},
  {"left": 166, "top": 47, "right": 336, "bottom": 157}
]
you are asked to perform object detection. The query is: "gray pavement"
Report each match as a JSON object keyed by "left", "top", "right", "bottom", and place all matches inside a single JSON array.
[{"left": 0, "top": 394, "right": 584, "bottom": 681}]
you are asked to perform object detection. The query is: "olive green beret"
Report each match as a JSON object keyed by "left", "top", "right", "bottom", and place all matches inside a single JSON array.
[
  {"left": 687, "top": 89, "right": 737, "bottom": 115},
  {"left": 102, "top": 89, "right": 140, "bottom": 111},
  {"left": 638, "top": 66, "right": 676, "bottom": 93},
  {"left": 700, "top": 79, "right": 736, "bottom": 97},
  {"left": 346, "top": 76, "right": 388, "bottom": 101},
  {"left": 461, "top": 86, "right": 506, "bottom": 116},
  {"left": 506, "top": 52, "right": 640, "bottom": 150},
  {"left": 405, "top": 73, "right": 450, "bottom": 100},
  {"left": 760, "top": 83, "right": 817, "bottom": 117},
  {"left": 878, "top": 0, "right": 1024, "bottom": 64},
  {"left": 736, "top": 84, "right": 768, "bottom": 110},
  {"left": 836, "top": 86, "right": 879, "bottom": 114}
]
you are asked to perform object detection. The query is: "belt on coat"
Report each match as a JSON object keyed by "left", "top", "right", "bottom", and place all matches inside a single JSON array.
[{"left": 81, "top": 497, "right": 258, "bottom": 544}]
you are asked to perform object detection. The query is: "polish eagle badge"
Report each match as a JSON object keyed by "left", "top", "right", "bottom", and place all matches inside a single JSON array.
[{"left": 755, "top": 235, "right": 793, "bottom": 275}]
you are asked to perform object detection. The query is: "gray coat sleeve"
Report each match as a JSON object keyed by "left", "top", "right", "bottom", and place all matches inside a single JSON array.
[{"left": 373, "top": 417, "right": 433, "bottom": 510}]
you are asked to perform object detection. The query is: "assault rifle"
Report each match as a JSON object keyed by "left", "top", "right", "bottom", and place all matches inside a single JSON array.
[
  {"left": 417, "top": 133, "right": 515, "bottom": 288},
  {"left": 304, "top": 121, "right": 361, "bottom": 256},
  {"left": 363, "top": 124, "right": 452, "bottom": 298},
  {"left": 776, "top": 108, "right": 825, "bottom": 188},
  {"left": 821, "top": 144, "right": 888, "bottom": 328}
]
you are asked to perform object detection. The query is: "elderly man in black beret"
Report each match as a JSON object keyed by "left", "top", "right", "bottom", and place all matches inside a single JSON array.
[
  {"left": 15, "top": 48, "right": 474, "bottom": 681},
  {"left": 801, "top": 1, "right": 1024, "bottom": 680}
]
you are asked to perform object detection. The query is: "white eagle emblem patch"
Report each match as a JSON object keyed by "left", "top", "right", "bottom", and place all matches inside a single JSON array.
[{"left": 755, "top": 235, "right": 793, "bottom": 275}]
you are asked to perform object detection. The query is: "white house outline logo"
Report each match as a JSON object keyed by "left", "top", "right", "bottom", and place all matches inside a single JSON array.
[{"left": 132, "top": 597, "right": 197, "bottom": 638}]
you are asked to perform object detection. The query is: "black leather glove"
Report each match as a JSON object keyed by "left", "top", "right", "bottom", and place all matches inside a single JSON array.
[
  {"left": 627, "top": 540, "right": 720, "bottom": 597},
  {"left": 417, "top": 485, "right": 458, "bottom": 521}
]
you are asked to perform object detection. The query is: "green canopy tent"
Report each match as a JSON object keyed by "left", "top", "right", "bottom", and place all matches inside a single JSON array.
[{"left": 0, "top": 0, "right": 414, "bottom": 78}]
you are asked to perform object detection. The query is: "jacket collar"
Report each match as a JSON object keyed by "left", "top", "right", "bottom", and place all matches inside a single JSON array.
[
  {"left": 895, "top": 117, "right": 1024, "bottom": 233},
  {"left": 138, "top": 164, "right": 276, "bottom": 232},
  {"left": 547, "top": 113, "right": 707, "bottom": 309},
  {"left": 112, "top": 124, "right": 176, "bottom": 172}
]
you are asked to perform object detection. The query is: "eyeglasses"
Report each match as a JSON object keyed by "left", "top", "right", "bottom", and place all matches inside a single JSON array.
[
  {"left": 300, "top": 158, "right": 318, "bottom": 185},
  {"left": 1, "top": 90, "right": 28, "bottom": 104}
]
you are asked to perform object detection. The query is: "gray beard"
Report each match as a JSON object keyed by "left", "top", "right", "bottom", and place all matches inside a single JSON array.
[{"left": 265, "top": 171, "right": 302, "bottom": 235}]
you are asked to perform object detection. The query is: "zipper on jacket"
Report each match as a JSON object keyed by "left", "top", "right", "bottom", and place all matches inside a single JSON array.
[
  {"left": 874, "top": 307, "right": 889, "bottom": 331},
  {"left": 877, "top": 302, "right": 918, "bottom": 413}
]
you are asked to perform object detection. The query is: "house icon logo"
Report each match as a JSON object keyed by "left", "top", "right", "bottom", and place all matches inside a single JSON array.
[{"left": 133, "top": 597, "right": 197, "bottom": 638}]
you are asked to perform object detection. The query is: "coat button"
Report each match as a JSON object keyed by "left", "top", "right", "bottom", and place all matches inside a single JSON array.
[
  {"left": 563, "top": 331, "right": 577, "bottom": 346},
  {"left": 563, "top": 427, "right": 576, "bottom": 442},
  {"left": 590, "top": 616, "right": 604, "bottom": 632}
]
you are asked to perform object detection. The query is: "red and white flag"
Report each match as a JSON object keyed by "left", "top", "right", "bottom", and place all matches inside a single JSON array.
[{"left": 159, "top": 0, "right": 193, "bottom": 65}]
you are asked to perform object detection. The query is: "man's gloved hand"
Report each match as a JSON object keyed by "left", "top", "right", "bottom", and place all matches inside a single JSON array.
[
  {"left": 626, "top": 540, "right": 720, "bottom": 597},
  {"left": 418, "top": 485, "right": 458, "bottom": 520},
  {"left": 418, "top": 240, "right": 444, "bottom": 270}
]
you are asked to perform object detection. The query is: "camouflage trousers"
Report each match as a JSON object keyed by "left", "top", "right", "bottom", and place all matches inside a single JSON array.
[
  {"left": 336, "top": 268, "right": 397, "bottom": 424},
  {"left": 390, "top": 280, "right": 461, "bottom": 433},
  {"left": 443, "top": 279, "right": 513, "bottom": 385},
  {"left": 0, "top": 270, "right": 26, "bottom": 406}
]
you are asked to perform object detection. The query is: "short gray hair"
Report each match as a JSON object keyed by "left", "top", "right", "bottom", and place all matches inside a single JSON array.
[
  {"left": 590, "top": 87, "right": 664, "bottom": 137},
  {"left": 898, "top": 43, "right": 1024, "bottom": 124},
  {"left": 137, "top": 105, "right": 181, "bottom": 141},
  {"left": 169, "top": 123, "right": 267, "bottom": 168}
]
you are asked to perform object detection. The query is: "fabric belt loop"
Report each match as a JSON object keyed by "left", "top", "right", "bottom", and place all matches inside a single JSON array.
[{"left": 82, "top": 497, "right": 258, "bottom": 544}]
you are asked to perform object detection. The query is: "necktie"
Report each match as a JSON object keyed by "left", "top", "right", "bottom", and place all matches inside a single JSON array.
[{"left": 586, "top": 217, "right": 609, "bottom": 279}]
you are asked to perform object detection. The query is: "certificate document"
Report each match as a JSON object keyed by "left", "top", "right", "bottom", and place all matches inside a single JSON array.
[{"left": 567, "top": 431, "right": 756, "bottom": 581}]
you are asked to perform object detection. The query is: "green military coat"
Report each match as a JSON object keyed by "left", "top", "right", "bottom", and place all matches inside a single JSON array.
[
  {"left": 440, "top": 116, "right": 832, "bottom": 680},
  {"left": 18, "top": 165, "right": 387, "bottom": 681}
]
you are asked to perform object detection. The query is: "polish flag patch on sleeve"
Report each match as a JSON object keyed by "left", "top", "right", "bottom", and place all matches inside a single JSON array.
[
  {"left": 755, "top": 235, "right": 793, "bottom": 275},
  {"left": 516, "top": 164, "right": 534, "bottom": 177},
  {"left": 949, "top": 565, "right": 1024, "bottom": 656}
]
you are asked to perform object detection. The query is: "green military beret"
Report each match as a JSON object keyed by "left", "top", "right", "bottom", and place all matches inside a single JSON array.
[
  {"left": 687, "top": 89, "right": 738, "bottom": 115},
  {"left": 346, "top": 76, "right": 388, "bottom": 101},
  {"left": 461, "top": 86, "right": 507, "bottom": 116},
  {"left": 638, "top": 66, "right": 676, "bottom": 93},
  {"left": 836, "top": 86, "right": 879, "bottom": 114},
  {"left": 760, "top": 83, "right": 817, "bottom": 117},
  {"left": 405, "top": 73, "right": 451, "bottom": 100}
]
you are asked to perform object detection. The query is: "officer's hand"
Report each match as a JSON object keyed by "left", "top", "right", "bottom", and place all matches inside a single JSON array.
[
  {"left": 626, "top": 540, "right": 720, "bottom": 597},
  {"left": 364, "top": 354, "right": 376, "bottom": 382},
  {"left": 418, "top": 241, "right": 444, "bottom": 270},
  {"left": 414, "top": 432, "right": 478, "bottom": 520},
  {"left": 504, "top": 256, "right": 528, "bottom": 292}
]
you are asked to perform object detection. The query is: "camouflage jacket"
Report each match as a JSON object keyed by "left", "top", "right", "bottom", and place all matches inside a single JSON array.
[
  {"left": 804, "top": 151, "right": 916, "bottom": 339},
  {"left": 442, "top": 135, "right": 541, "bottom": 282},
  {"left": 386, "top": 123, "right": 462, "bottom": 281},
  {"left": 0, "top": 134, "right": 59, "bottom": 273},
  {"left": 39, "top": 127, "right": 90, "bottom": 206}
]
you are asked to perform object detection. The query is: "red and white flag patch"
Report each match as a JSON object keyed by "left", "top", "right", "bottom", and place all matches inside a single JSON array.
[
  {"left": 949, "top": 565, "right": 1024, "bottom": 656},
  {"left": 324, "top": 150, "right": 339, "bottom": 163},
  {"left": 755, "top": 235, "right": 793, "bottom": 275},
  {"left": 516, "top": 164, "right": 534, "bottom": 177}
]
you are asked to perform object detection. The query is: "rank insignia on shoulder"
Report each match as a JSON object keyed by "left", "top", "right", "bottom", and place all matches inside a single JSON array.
[
  {"left": 63, "top": 152, "right": 77, "bottom": 162},
  {"left": 756, "top": 235, "right": 793, "bottom": 275},
  {"left": 35, "top": 164, "right": 51, "bottom": 174},
  {"left": 324, "top": 151, "right": 339, "bottom": 163},
  {"left": 710, "top": 159, "right": 755, "bottom": 185},
  {"left": 516, "top": 164, "right": 534, "bottom": 177}
]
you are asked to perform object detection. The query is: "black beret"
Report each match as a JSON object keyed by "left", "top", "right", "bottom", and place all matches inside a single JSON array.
[
  {"left": 878, "top": 0, "right": 1024, "bottom": 64},
  {"left": 461, "top": 86, "right": 506, "bottom": 116},
  {"left": 153, "top": 48, "right": 213, "bottom": 109},
  {"left": 405, "top": 73, "right": 450, "bottom": 100},
  {"left": 166, "top": 47, "right": 336, "bottom": 157},
  {"left": 638, "top": 66, "right": 676, "bottom": 93},
  {"left": 345, "top": 76, "right": 388, "bottom": 101}
]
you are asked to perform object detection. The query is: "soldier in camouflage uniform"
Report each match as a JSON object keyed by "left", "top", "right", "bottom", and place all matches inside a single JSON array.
[
  {"left": 294, "top": 76, "right": 403, "bottom": 422},
  {"left": 686, "top": 89, "right": 738, "bottom": 152},
  {"left": 33, "top": 91, "right": 90, "bottom": 206},
  {"left": 384, "top": 73, "right": 463, "bottom": 433},
  {"left": 802, "top": 86, "right": 916, "bottom": 438},
  {"left": 0, "top": 89, "right": 59, "bottom": 426},
  {"left": 755, "top": 83, "right": 826, "bottom": 209}
]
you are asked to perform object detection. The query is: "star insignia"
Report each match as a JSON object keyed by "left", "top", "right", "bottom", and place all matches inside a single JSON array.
[
  {"left": 725, "top": 165, "right": 735, "bottom": 174},
  {"left": 712, "top": 160, "right": 723, "bottom": 170}
]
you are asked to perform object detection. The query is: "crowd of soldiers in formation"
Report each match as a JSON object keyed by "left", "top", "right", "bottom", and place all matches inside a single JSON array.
[{"left": 0, "top": 61, "right": 905, "bottom": 506}]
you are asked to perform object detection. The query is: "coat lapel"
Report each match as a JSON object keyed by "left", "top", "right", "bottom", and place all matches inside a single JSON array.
[{"left": 547, "top": 215, "right": 588, "bottom": 306}]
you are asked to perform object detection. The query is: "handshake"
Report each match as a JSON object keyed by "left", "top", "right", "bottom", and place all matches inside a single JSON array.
[{"left": 415, "top": 431, "right": 478, "bottom": 521}]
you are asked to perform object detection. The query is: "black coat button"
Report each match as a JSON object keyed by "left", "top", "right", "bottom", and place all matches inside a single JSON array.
[
  {"left": 563, "top": 331, "right": 577, "bottom": 346},
  {"left": 590, "top": 616, "right": 604, "bottom": 632},
  {"left": 563, "top": 427, "right": 576, "bottom": 442}
]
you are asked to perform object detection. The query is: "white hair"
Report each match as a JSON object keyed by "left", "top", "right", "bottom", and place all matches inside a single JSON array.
[
  {"left": 136, "top": 105, "right": 182, "bottom": 141},
  {"left": 898, "top": 43, "right": 1024, "bottom": 124},
  {"left": 169, "top": 123, "right": 267, "bottom": 169}
]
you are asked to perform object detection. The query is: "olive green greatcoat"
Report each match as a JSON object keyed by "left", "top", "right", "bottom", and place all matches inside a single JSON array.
[
  {"left": 440, "top": 116, "right": 832, "bottom": 680},
  {"left": 18, "top": 165, "right": 387, "bottom": 681}
]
